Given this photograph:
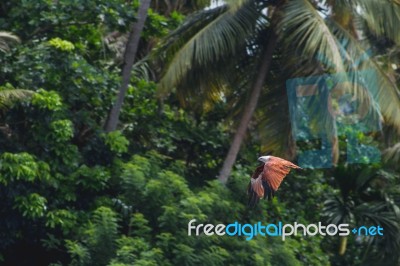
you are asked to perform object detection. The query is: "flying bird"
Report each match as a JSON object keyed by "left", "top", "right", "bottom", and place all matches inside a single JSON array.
[{"left": 248, "top": 156, "right": 301, "bottom": 207}]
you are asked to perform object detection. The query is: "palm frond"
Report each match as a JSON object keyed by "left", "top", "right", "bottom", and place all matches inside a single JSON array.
[
  {"left": 255, "top": 67, "right": 294, "bottom": 157},
  {"left": 278, "top": 0, "right": 345, "bottom": 73},
  {"left": 224, "top": 0, "right": 250, "bottom": 11},
  {"left": 257, "top": 96, "right": 293, "bottom": 157},
  {"left": 132, "top": 57, "right": 153, "bottom": 81},
  {"left": 170, "top": 56, "right": 233, "bottom": 109},
  {"left": 0, "top": 89, "right": 34, "bottom": 110},
  {"left": 222, "top": 28, "right": 271, "bottom": 118},
  {"left": 329, "top": 20, "right": 400, "bottom": 133},
  {"left": 354, "top": 201, "right": 400, "bottom": 261},
  {"left": 322, "top": 196, "right": 354, "bottom": 225},
  {"left": 156, "top": 5, "right": 227, "bottom": 54},
  {"left": 158, "top": 1, "right": 260, "bottom": 96},
  {"left": 0, "top": 32, "right": 20, "bottom": 52},
  {"left": 383, "top": 142, "right": 400, "bottom": 167},
  {"left": 354, "top": 0, "right": 400, "bottom": 45},
  {"left": 355, "top": 202, "right": 400, "bottom": 234}
]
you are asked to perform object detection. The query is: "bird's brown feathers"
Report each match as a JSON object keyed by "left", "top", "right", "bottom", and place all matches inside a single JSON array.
[
  {"left": 247, "top": 156, "right": 301, "bottom": 207},
  {"left": 263, "top": 156, "right": 300, "bottom": 191}
]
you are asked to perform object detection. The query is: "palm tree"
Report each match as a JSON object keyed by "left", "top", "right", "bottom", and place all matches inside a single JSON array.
[
  {"left": 322, "top": 164, "right": 400, "bottom": 264},
  {"left": 157, "top": 0, "right": 400, "bottom": 183}
]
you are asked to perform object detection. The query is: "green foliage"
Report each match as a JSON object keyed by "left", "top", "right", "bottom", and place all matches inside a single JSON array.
[
  {"left": 1, "top": 0, "right": 136, "bottom": 41},
  {"left": 14, "top": 193, "right": 47, "bottom": 219},
  {"left": 74, "top": 165, "right": 111, "bottom": 192},
  {"left": 110, "top": 236, "right": 162, "bottom": 266},
  {"left": 46, "top": 209, "right": 78, "bottom": 232},
  {"left": 0, "top": 1, "right": 399, "bottom": 266},
  {"left": 48, "top": 37, "right": 75, "bottom": 52},
  {"left": 102, "top": 131, "right": 129, "bottom": 154},
  {"left": 321, "top": 164, "right": 400, "bottom": 265},
  {"left": 0, "top": 152, "right": 50, "bottom": 184},
  {"left": 169, "top": 11, "right": 185, "bottom": 28},
  {"left": 66, "top": 240, "right": 91, "bottom": 266},
  {"left": 144, "top": 9, "right": 170, "bottom": 39},
  {"left": 129, "top": 213, "right": 152, "bottom": 238},
  {"left": 85, "top": 207, "right": 119, "bottom": 265},
  {"left": 31, "top": 89, "right": 63, "bottom": 111},
  {"left": 50, "top": 119, "right": 74, "bottom": 142}
]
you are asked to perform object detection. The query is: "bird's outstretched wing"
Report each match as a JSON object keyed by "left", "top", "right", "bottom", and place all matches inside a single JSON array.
[
  {"left": 263, "top": 156, "right": 301, "bottom": 191},
  {"left": 247, "top": 156, "right": 300, "bottom": 207},
  {"left": 247, "top": 165, "right": 274, "bottom": 207}
]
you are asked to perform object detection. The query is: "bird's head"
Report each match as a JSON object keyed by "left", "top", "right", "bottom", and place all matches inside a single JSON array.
[{"left": 257, "top": 156, "right": 270, "bottom": 164}]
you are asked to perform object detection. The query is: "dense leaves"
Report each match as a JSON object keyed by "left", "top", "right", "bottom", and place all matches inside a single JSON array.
[{"left": 0, "top": 0, "right": 399, "bottom": 266}]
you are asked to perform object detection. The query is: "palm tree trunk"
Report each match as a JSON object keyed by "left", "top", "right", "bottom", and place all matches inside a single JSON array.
[
  {"left": 339, "top": 236, "right": 347, "bottom": 255},
  {"left": 104, "top": 0, "right": 152, "bottom": 132},
  {"left": 218, "top": 32, "right": 278, "bottom": 184}
]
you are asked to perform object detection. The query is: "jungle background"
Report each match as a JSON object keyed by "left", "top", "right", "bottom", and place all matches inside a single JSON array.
[{"left": 1, "top": 0, "right": 400, "bottom": 265}]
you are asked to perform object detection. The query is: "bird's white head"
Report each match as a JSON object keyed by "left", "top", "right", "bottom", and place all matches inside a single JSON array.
[{"left": 257, "top": 156, "right": 270, "bottom": 163}]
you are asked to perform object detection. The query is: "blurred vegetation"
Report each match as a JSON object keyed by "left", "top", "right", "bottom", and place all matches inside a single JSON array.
[{"left": 0, "top": 0, "right": 400, "bottom": 266}]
